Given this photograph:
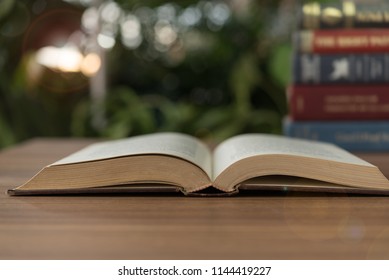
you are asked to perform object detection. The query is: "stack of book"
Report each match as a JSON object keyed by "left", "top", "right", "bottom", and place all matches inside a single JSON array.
[{"left": 284, "top": 0, "right": 389, "bottom": 151}]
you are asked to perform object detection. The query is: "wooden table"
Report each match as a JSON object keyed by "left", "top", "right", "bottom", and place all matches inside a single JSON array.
[{"left": 1, "top": 138, "right": 389, "bottom": 260}]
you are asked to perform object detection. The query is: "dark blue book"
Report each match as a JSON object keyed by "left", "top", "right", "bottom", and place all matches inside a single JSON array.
[
  {"left": 283, "top": 118, "right": 389, "bottom": 151},
  {"left": 292, "top": 53, "right": 389, "bottom": 84}
]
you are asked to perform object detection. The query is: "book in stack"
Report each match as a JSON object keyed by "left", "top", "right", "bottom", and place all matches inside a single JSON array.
[{"left": 284, "top": 0, "right": 389, "bottom": 151}]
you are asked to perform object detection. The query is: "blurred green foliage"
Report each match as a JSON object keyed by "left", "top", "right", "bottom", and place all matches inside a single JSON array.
[{"left": 0, "top": 0, "right": 300, "bottom": 148}]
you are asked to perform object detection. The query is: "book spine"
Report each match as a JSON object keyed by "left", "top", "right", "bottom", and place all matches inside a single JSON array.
[
  {"left": 292, "top": 53, "right": 389, "bottom": 84},
  {"left": 283, "top": 119, "right": 389, "bottom": 151},
  {"left": 288, "top": 85, "right": 389, "bottom": 120},
  {"left": 300, "top": 1, "right": 389, "bottom": 29},
  {"left": 296, "top": 29, "right": 389, "bottom": 53}
]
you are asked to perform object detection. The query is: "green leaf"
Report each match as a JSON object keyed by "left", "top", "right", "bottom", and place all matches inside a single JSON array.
[
  {"left": 0, "top": 0, "right": 14, "bottom": 21},
  {"left": 269, "top": 43, "right": 292, "bottom": 87},
  {"left": 230, "top": 53, "right": 260, "bottom": 114}
]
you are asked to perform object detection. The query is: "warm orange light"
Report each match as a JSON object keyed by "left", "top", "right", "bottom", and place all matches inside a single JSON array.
[
  {"left": 81, "top": 53, "right": 101, "bottom": 77},
  {"left": 35, "top": 46, "right": 101, "bottom": 77},
  {"left": 35, "top": 46, "right": 83, "bottom": 73}
]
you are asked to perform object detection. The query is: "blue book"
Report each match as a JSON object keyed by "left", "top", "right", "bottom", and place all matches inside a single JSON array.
[
  {"left": 292, "top": 53, "right": 389, "bottom": 84},
  {"left": 283, "top": 118, "right": 389, "bottom": 151}
]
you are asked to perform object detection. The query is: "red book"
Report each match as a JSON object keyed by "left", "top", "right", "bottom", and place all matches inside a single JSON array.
[
  {"left": 288, "top": 84, "right": 389, "bottom": 120},
  {"left": 296, "top": 29, "right": 389, "bottom": 53}
]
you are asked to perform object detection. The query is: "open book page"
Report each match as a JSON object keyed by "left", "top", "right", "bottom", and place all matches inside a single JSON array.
[
  {"left": 212, "top": 134, "right": 374, "bottom": 181},
  {"left": 53, "top": 132, "right": 213, "bottom": 179}
]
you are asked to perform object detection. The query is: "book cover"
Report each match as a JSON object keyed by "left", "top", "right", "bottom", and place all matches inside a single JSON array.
[
  {"left": 292, "top": 53, "right": 389, "bottom": 84},
  {"left": 300, "top": 1, "right": 389, "bottom": 30},
  {"left": 288, "top": 84, "right": 389, "bottom": 120},
  {"left": 283, "top": 118, "right": 389, "bottom": 151},
  {"left": 295, "top": 29, "right": 389, "bottom": 53}
]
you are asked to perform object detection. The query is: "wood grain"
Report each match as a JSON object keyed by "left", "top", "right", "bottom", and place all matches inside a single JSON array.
[{"left": 1, "top": 138, "right": 389, "bottom": 259}]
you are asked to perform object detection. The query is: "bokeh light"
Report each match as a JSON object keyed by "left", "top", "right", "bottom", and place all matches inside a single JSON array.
[
  {"left": 36, "top": 46, "right": 83, "bottom": 72},
  {"left": 81, "top": 52, "right": 101, "bottom": 77},
  {"left": 120, "top": 14, "right": 142, "bottom": 49}
]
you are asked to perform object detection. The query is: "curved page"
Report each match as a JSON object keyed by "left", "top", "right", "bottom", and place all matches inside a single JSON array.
[
  {"left": 213, "top": 134, "right": 374, "bottom": 181},
  {"left": 54, "top": 132, "right": 213, "bottom": 179}
]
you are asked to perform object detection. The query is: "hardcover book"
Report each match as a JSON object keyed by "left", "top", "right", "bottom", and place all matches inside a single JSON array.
[
  {"left": 288, "top": 84, "right": 389, "bottom": 120},
  {"left": 292, "top": 53, "right": 389, "bottom": 84},
  {"left": 284, "top": 118, "right": 389, "bottom": 152},
  {"left": 8, "top": 132, "right": 389, "bottom": 196},
  {"left": 300, "top": 1, "right": 389, "bottom": 30},
  {"left": 295, "top": 29, "right": 389, "bottom": 53}
]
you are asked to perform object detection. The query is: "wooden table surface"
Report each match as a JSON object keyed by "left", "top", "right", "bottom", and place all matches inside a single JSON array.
[{"left": 1, "top": 138, "right": 389, "bottom": 260}]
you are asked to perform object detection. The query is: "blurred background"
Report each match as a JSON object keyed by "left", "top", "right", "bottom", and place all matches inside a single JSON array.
[{"left": 0, "top": 0, "right": 305, "bottom": 148}]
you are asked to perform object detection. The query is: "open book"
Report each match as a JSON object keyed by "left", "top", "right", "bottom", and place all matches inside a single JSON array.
[{"left": 7, "top": 133, "right": 389, "bottom": 196}]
